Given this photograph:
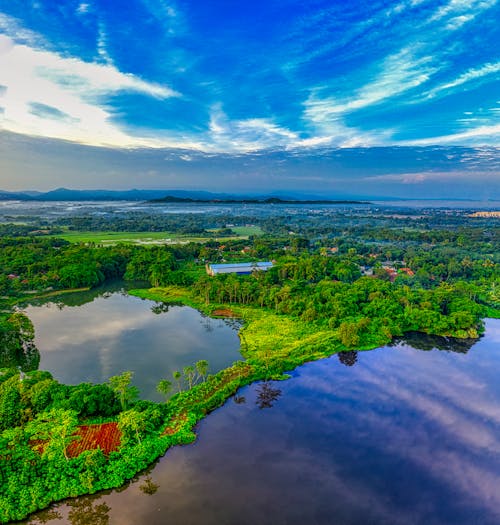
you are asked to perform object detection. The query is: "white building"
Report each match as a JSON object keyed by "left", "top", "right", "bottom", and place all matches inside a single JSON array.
[{"left": 206, "top": 262, "right": 273, "bottom": 276}]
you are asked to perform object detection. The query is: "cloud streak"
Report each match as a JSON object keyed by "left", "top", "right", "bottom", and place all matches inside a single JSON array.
[
  {"left": 0, "top": 14, "right": 179, "bottom": 148},
  {"left": 0, "top": 0, "right": 499, "bottom": 170}
]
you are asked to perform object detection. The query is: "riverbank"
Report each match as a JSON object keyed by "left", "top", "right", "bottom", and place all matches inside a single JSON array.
[
  {"left": 1, "top": 284, "right": 494, "bottom": 522},
  {"left": 0, "top": 285, "right": 369, "bottom": 523}
]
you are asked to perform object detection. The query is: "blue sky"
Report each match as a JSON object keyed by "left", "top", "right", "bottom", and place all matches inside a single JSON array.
[{"left": 0, "top": 0, "right": 499, "bottom": 197}]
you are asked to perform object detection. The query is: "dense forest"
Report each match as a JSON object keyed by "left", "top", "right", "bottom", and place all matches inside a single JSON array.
[{"left": 0, "top": 205, "right": 498, "bottom": 521}]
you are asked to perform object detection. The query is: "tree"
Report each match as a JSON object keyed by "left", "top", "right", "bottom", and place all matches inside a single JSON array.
[
  {"left": 156, "top": 379, "right": 172, "bottom": 402},
  {"left": 108, "top": 371, "right": 139, "bottom": 411},
  {"left": 27, "top": 408, "right": 79, "bottom": 461},
  {"left": 183, "top": 365, "right": 195, "bottom": 389},
  {"left": 195, "top": 360, "right": 209, "bottom": 383},
  {"left": 337, "top": 319, "right": 369, "bottom": 348},
  {"left": 172, "top": 370, "right": 182, "bottom": 392},
  {"left": 118, "top": 409, "right": 148, "bottom": 445},
  {"left": 0, "top": 313, "right": 40, "bottom": 372}
]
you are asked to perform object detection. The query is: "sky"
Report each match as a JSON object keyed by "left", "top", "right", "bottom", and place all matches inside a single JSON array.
[{"left": 0, "top": 0, "right": 499, "bottom": 198}]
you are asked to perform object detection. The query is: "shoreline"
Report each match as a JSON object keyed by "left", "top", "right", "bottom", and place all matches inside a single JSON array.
[{"left": 1, "top": 285, "right": 494, "bottom": 522}]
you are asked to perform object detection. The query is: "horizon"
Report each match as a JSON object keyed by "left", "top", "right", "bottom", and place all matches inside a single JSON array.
[
  {"left": 1, "top": 1, "right": 499, "bottom": 198},
  {"left": 2, "top": 186, "right": 500, "bottom": 204}
]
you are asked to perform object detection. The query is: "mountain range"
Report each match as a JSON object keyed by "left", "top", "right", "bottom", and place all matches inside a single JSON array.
[{"left": 0, "top": 188, "right": 372, "bottom": 202}]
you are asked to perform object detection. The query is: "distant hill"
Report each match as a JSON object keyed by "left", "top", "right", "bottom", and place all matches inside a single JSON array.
[
  {"left": 0, "top": 190, "right": 34, "bottom": 201},
  {"left": 150, "top": 195, "right": 368, "bottom": 205},
  {"left": 0, "top": 187, "right": 369, "bottom": 203},
  {"left": 0, "top": 188, "right": 194, "bottom": 201},
  {"left": 32, "top": 188, "right": 172, "bottom": 201}
]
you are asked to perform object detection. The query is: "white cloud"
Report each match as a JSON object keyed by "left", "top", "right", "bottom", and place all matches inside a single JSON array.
[
  {"left": 429, "top": 0, "right": 497, "bottom": 24},
  {"left": 0, "top": 12, "right": 43, "bottom": 46},
  {"left": 423, "top": 61, "right": 500, "bottom": 100},
  {"left": 363, "top": 170, "right": 500, "bottom": 184},
  {"left": 1, "top": 4, "right": 499, "bottom": 154},
  {"left": 97, "top": 20, "right": 112, "bottom": 64},
  {"left": 305, "top": 46, "right": 436, "bottom": 120},
  {"left": 301, "top": 45, "right": 435, "bottom": 147},
  {"left": 446, "top": 14, "right": 475, "bottom": 29},
  {"left": 0, "top": 32, "right": 181, "bottom": 148},
  {"left": 76, "top": 3, "right": 90, "bottom": 15},
  {"left": 206, "top": 104, "right": 300, "bottom": 152},
  {"left": 403, "top": 124, "right": 500, "bottom": 146},
  {"left": 139, "top": 0, "right": 184, "bottom": 36}
]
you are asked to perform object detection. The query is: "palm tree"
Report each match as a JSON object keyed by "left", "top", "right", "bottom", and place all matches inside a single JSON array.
[
  {"left": 172, "top": 370, "right": 182, "bottom": 392},
  {"left": 195, "top": 360, "right": 209, "bottom": 383},
  {"left": 183, "top": 365, "right": 195, "bottom": 389},
  {"left": 156, "top": 379, "right": 173, "bottom": 402}
]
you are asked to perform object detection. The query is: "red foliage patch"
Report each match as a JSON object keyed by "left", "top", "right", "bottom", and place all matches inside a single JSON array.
[
  {"left": 67, "top": 422, "right": 121, "bottom": 457},
  {"left": 211, "top": 308, "right": 238, "bottom": 317},
  {"left": 162, "top": 412, "right": 188, "bottom": 436}
]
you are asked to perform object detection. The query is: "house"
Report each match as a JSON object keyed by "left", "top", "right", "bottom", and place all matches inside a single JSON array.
[{"left": 206, "top": 262, "right": 273, "bottom": 276}]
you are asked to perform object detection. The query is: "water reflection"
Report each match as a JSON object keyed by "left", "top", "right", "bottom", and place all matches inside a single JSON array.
[
  {"left": 150, "top": 302, "right": 171, "bottom": 315},
  {"left": 27, "top": 508, "right": 63, "bottom": 524},
  {"left": 22, "top": 286, "right": 241, "bottom": 401},
  {"left": 391, "top": 331, "right": 477, "bottom": 353},
  {"left": 233, "top": 394, "right": 246, "bottom": 404},
  {"left": 28, "top": 496, "right": 111, "bottom": 525},
  {"left": 22, "top": 280, "right": 147, "bottom": 310},
  {"left": 66, "top": 498, "right": 111, "bottom": 525},
  {"left": 255, "top": 382, "right": 282, "bottom": 409},
  {"left": 138, "top": 477, "right": 160, "bottom": 496},
  {"left": 24, "top": 321, "right": 500, "bottom": 524},
  {"left": 338, "top": 350, "right": 358, "bottom": 366}
]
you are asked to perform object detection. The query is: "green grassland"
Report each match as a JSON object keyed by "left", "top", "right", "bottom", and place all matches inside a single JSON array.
[
  {"left": 49, "top": 226, "right": 262, "bottom": 245},
  {"left": 224, "top": 225, "right": 263, "bottom": 236},
  {"left": 129, "top": 286, "right": 372, "bottom": 366}
]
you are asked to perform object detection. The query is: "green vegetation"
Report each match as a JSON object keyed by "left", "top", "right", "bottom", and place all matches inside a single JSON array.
[
  {"left": 47, "top": 230, "right": 256, "bottom": 245},
  {"left": 0, "top": 206, "right": 498, "bottom": 522},
  {"left": 49, "top": 230, "right": 208, "bottom": 244}
]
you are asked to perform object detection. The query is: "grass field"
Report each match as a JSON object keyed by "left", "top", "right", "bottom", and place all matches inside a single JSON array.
[
  {"left": 227, "top": 225, "right": 263, "bottom": 236},
  {"left": 49, "top": 225, "right": 263, "bottom": 245}
]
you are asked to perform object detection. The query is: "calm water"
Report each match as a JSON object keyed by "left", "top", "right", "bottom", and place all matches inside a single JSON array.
[
  {"left": 23, "top": 286, "right": 242, "bottom": 401},
  {"left": 25, "top": 319, "right": 500, "bottom": 525}
]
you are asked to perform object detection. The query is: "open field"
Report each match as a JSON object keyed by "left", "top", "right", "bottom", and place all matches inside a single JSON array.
[
  {"left": 48, "top": 226, "right": 262, "bottom": 245},
  {"left": 225, "top": 225, "right": 263, "bottom": 236}
]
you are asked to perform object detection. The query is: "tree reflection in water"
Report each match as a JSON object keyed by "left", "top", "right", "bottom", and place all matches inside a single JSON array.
[
  {"left": 27, "top": 508, "right": 63, "bottom": 524},
  {"left": 223, "top": 318, "right": 244, "bottom": 332},
  {"left": 68, "top": 496, "right": 111, "bottom": 525},
  {"left": 66, "top": 497, "right": 111, "bottom": 525},
  {"left": 151, "top": 302, "right": 170, "bottom": 315},
  {"left": 391, "top": 332, "right": 477, "bottom": 354},
  {"left": 338, "top": 350, "right": 358, "bottom": 367},
  {"left": 29, "top": 496, "right": 111, "bottom": 525},
  {"left": 139, "top": 476, "right": 160, "bottom": 495},
  {"left": 256, "top": 382, "right": 282, "bottom": 409}
]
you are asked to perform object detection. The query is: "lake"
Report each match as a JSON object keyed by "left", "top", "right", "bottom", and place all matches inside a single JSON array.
[
  {"left": 24, "top": 318, "right": 500, "bottom": 525},
  {"left": 22, "top": 284, "right": 242, "bottom": 401}
]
